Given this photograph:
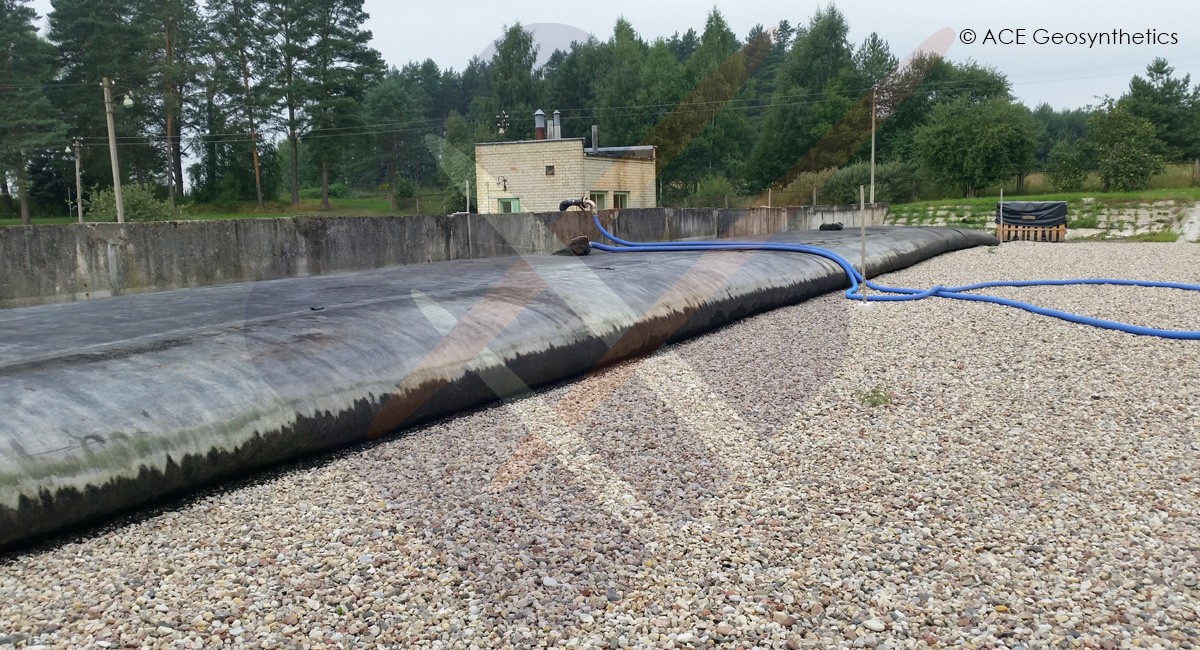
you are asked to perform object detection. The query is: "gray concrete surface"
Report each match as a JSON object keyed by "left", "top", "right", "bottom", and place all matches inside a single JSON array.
[
  {"left": 0, "top": 206, "right": 887, "bottom": 309},
  {"left": 0, "top": 226, "right": 993, "bottom": 550}
]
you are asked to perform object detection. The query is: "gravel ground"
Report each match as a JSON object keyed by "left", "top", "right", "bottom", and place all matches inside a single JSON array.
[{"left": 2, "top": 241, "right": 1199, "bottom": 649}]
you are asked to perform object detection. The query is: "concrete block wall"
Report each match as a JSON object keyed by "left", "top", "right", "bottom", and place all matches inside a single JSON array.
[
  {"left": 583, "top": 157, "right": 657, "bottom": 209},
  {"left": 0, "top": 205, "right": 889, "bottom": 309},
  {"left": 475, "top": 140, "right": 587, "bottom": 213}
]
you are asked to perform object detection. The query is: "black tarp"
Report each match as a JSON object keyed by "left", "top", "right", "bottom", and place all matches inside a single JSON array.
[{"left": 995, "top": 201, "right": 1068, "bottom": 226}]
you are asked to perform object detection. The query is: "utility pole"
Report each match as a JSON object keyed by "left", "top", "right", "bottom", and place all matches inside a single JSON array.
[
  {"left": 102, "top": 77, "right": 125, "bottom": 223},
  {"left": 73, "top": 139, "right": 83, "bottom": 223},
  {"left": 870, "top": 85, "right": 877, "bottom": 205}
]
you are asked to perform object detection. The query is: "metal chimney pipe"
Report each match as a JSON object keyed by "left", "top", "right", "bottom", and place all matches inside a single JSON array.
[
  {"left": 534, "top": 109, "right": 546, "bottom": 140},
  {"left": 590, "top": 124, "right": 598, "bottom": 152},
  {"left": 552, "top": 110, "right": 561, "bottom": 139}
]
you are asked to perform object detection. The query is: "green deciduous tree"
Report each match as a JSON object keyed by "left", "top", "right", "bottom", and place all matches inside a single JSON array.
[
  {"left": 915, "top": 97, "right": 1038, "bottom": 197},
  {"left": 1086, "top": 99, "right": 1164, "bottom": 192},
  {"left": 1046, "top": 139, "right": 1089, "bottom": 192}
]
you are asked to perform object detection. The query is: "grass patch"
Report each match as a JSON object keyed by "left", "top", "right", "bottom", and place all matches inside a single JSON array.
[
  {"left": 1, "top": 194, "right": 455, "bottom": 227},
  {"left": 859, "top": 384, "right": 894, "bottom": 408},
  {"left": 1123, "top": 230, "right": 1180, "bottom": 243}
]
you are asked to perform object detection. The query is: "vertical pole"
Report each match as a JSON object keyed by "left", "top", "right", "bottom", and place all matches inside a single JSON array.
[
  {"left": 767, "top": 188, "right": 772, "bottom": 209},
  {"left": 997, "top": 188, "right": 1004, "bottom": 243},
  {"left": 860, "top": 184, "right": 867, "bottom": 303},
  {"left": 870, "top": 86, "right": 876, "bottom": 205},
  {"left": 73, "top": 139, "right": 84, "bottom": 223},
  {"left": 464, "top": 180, "right": 473, "bottom": 259},
  {"left": 812, "top": 186, "right": 817, "bottom": 206},
  {"left": 102, "top": 77, "right": 125, "bottom": 223}
]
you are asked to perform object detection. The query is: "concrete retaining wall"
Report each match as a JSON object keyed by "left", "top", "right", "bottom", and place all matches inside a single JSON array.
[{"left": 0, "top": 206, "right": 887, "bottom": 309}]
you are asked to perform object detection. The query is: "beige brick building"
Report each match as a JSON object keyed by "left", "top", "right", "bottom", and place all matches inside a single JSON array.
[{"left": 474, "top": 138, "right": 656, "bottom": 214}]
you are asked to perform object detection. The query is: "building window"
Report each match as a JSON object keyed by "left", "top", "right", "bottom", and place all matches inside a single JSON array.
[
  {"left": 498, "top": 198, "right": 520, "bottom": 213},
  {"left": 545, "top": 165, "right": 555, "bottom": 176},
  {"left": 589, "top": 192, "right": 607, "bottom": 210},
  {"left": 612, "top": 191, "right": 630, "bottom": 209}
]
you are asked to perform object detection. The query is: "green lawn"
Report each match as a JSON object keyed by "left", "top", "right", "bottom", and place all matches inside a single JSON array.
[{"left": 1, "top": 195, "right": 451, "bottom": 227}]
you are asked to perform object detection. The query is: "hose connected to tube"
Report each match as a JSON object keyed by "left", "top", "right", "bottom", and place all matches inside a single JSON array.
[{"left": 588, "top": 215, "right": 1200, "bottom": 340}]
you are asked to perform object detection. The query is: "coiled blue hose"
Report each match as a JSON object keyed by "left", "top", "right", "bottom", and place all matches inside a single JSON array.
[{"left": 588, "top": 215, "right": 1200, "bottom": 340}]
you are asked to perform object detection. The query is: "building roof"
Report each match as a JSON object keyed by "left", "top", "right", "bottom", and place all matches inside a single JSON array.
[{"left": 474, "top": 138, "right": 656, "bottom": 161}]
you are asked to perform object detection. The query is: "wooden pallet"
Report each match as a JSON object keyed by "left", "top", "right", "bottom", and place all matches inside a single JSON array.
[{"left": 996, "top": 222, "right": 1067, "bottom": 242}]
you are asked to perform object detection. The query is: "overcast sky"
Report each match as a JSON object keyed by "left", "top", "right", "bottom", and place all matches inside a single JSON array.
[{"left": 27, "top": 0, "right": 1200, "bottom": 110}]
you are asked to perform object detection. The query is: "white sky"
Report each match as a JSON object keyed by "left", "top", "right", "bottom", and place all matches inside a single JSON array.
[{"left": 27, "top": 0, "right": 1200, "bottom": 110}]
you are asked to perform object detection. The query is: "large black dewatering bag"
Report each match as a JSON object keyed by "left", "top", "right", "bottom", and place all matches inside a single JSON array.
[{"left": 0, "top": 227, "right": 994, "bottom": 551}]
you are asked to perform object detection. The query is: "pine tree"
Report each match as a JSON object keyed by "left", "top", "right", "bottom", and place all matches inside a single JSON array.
[
  {"left": 48, "top": 0, "right": 156, "bottom": 190},
  {"left": 303, "top": 0, "right": 383, "bottom": 209},
  {"left": 486, "top": 23, "right": 540, "bottom": 141},
  {"left": 362, "top": 70, "right": 417, "bottom": 210},
  {"left": 1123, "top": 58, "right": 1200, "bottom": 160},
  {"left": 0, "top": 0, "right": 66, "bottom": 224},
  {"left": 747, "top": 6, "right": 855, "bottom": 190},
  {"left": 208, "top": 0, "right": 277, "bottom": 207},
  {"left": 262, "top": 0, "right": 316, "bottom": 206},
  {"left": 140, "top": 0, "right": 204, "bottom": 207}
]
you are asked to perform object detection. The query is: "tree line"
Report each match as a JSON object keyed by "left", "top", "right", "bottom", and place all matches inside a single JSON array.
[{"left": 1, "top": 1, "right": 1198, "bottom": 223}]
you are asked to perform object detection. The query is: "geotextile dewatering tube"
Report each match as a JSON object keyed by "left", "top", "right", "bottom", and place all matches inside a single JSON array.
[{"left": 588, "top": 215, "right": 1200, "bottom": 340}]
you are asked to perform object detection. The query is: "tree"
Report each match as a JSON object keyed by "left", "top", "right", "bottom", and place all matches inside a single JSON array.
[
  {"left": 362, "top": 70, "right": 417, "bottom": 210},
  {"left": 915, "top": 97, "right": 1038, "bottom": 197},
  {"left": 486, "top": 23, "right": 539, "bottom": 141},
  {"left": 1086, "top": 99, "right": 1164, "bottom": 191},
  {"left": 262, "top": 0, "right": 316, "bottom": 206},
  {"left": 0, "top": 0, "right": 66, "bottom": 224},
  {"left": 1046, "top": 139, "right": 1088, "bottom": 191},
  {"left": 544, "top": 38, "right": 609, "bottom": 139},
  {"left": 1122, "top": 58, "right": 1200, "bottom": 161},
  {"left": 208, "top": 0, "right": 277, "bottom": 207},
  {"left": 596, "top": 19, "right": 647, "bottom": 146},
  {"left": 747, "top": 6, "right": 855, "bottom": 190},
  {"left": 48, "top": 0, "right": 157, "bottom": 192},
  {"left": 302, "top": 0, "right": 384, "bottom": 209},
  {"left": 1031, "top": 103, "right": 1088, "bottom": 163},
  {"left": 140, "top": 0, "right": 204, "bottom": 207}
]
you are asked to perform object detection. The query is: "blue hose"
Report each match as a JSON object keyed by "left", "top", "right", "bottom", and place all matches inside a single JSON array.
[{"left": 588, "top": 216, "right": 1200, "bottom": 340}]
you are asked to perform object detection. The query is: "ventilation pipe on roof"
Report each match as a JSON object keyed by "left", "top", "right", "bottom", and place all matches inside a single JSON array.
[
  {"left": 534, "top": 109, "right": 547, "bottom": 140},
  {"left": 591, "top": 124, "right": 599, "bottom": 152},
  {"left": 552, "top": 110, "right": 561, "bottom": 139}
]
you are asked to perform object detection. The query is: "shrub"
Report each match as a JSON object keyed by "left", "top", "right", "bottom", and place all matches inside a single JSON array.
[
  {"left": 1046, "top": 139, "right": 1088, "bottom": 192},
  {"left": 688, "top": 174, "right": 738, "bottom": 207},
  {"left": 86, "top": 185, "right": 173, "bottom": 222},
  {"left": 821, "top": 161, "right": 919, "bottom": 205},
  {"left": 298, "top": 183, "right": 350, "bottom": 199}
]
